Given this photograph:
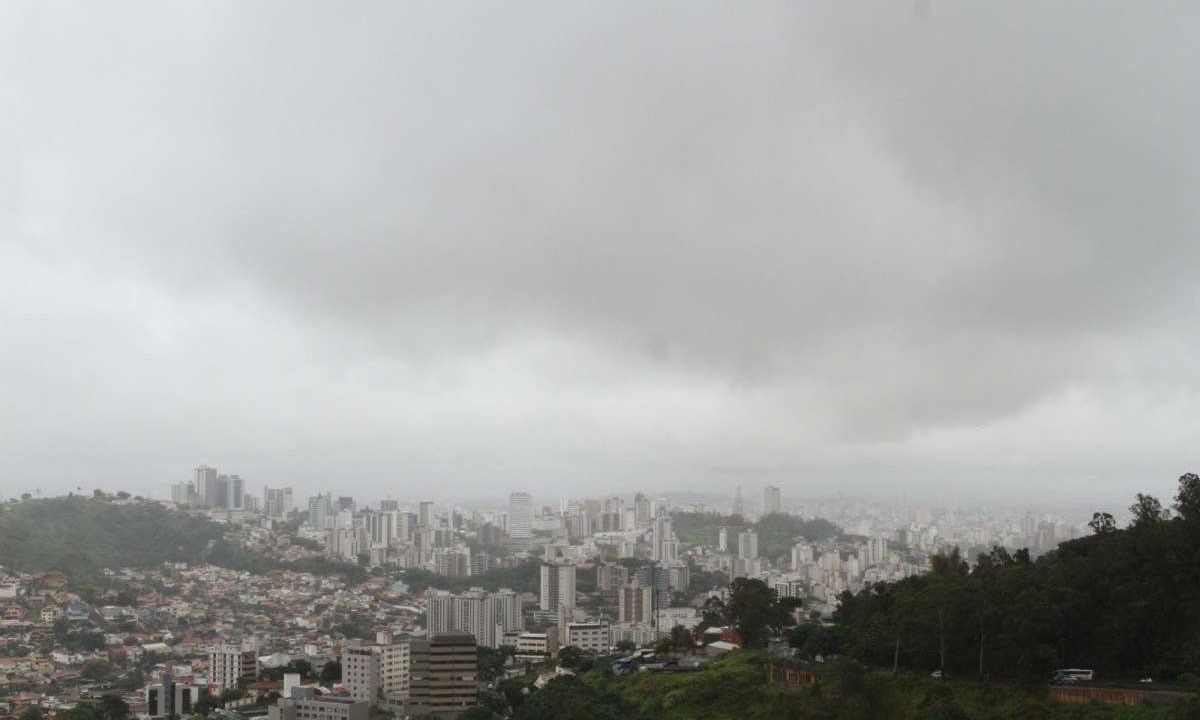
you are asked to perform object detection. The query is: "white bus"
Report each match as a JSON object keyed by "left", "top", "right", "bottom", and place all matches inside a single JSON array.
[{"left": 1054, "top": 668, "right": 1095, "bottom": 682}]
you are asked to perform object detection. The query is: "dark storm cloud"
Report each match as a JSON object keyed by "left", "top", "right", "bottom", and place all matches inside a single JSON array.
[{"left": 2, "top": 2, "right": 1199, "bottom": 503}]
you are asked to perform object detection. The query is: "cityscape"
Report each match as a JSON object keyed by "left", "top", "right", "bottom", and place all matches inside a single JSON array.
[
  {"left": 6, "top": 1, "right": 1200, "bottom": 718},
  {"left": 0, "top": 464, "right": 1100, "bottom": 719}
]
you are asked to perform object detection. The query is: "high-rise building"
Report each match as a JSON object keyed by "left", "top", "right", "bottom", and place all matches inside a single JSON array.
[
  {"left": 618, "top": 582, "right": 655, "bottom": 624},
  {"left": 732, "top": 486, "right": 744, "bottom": 517},
  {"left": 596, "top": 563, "right": 630, "bottom": 595},
  {"left": 633, "top": 493, "right": 652, "bottom": 528},
  {"left": 494, "top": 588, "right": 523, "bottom": 635},
  {"left": 717, "top": 527, "right": 728, "bottom": 552},
  {"left": 209, "top": 644, "right": 259, "bottom": 691},
  {"left": 539, "top": 562, "right": 576, "bottom": 618},
  {"left": 763, "top": 485, "right": 781, "bottom": 515},
  {"left": 342, "top": 647, "right": 379, "bottom": 705},
  {"left": 307, "top": 493, "right": 333, "bottom": 530},
  {"left": 408, "top": 634, "right": 478, "bottom": 718},
  {"left": 171, "top": 481, "right": 196, "bottom": 505},
  {"left": 427, "top": 588, "right": 520, "bottom": 649},
  {"left": 508, "top": 493, "right": 532, "bottom": 541},
  {"left": 379, "top": 499, "right": 400, "bottom": 512},
  {"left": 651, "top": 516, "right": 678, "bottom": 564},
  {"left": 195, "top": 465, "right": 219, "bottom": 507},
  {"left": 418, "top": 501, "right": 435, "bottom": 530},
  {"left": 264, "top": 487, "right": 294, "bottom": 519},
  {"left": 737, "top": 530, "right": 759, "bottom": 560},
  {"left": 228, "top": 475, "right": 245, "bottom": 510},
  {"left": 377, "top": 643, "right": 411, "bottom": 709}
]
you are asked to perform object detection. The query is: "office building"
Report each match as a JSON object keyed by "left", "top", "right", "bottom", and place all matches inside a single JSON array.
[
  {"left": 508, "top": 492, "right": 532, "bottom": 541},
  {"left": 307, "top": 493, "right": 333, "bottom": 530},
  {"left": 408, "top": 634, "right": 478, "bottom": 718},
  {"left": 145, "top": 675, "right": 206, "bottom": 718}
]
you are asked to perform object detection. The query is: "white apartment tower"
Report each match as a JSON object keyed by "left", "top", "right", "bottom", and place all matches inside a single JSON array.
[{"left": 763, "top": 485, "right": 781, "bottom": 515}]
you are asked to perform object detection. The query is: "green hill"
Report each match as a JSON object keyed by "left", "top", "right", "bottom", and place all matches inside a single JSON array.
[
  {"left": 0, "top": 495, "right": 224, "bottom": 577},
  {"left": 829, "top": 474, "right": 1200, "bottom": 683}
]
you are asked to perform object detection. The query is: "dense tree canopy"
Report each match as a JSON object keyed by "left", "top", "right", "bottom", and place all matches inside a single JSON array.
[{"left": 833, "top": 474, "right": 1200, "bottom": 682}]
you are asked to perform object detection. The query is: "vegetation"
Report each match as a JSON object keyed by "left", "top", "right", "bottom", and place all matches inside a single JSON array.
[
  {"left": 469, "top": 651, "right": 1200, "bottom": 720},
  {"left": 396, "top": 560, "right": 542, "bottom": 594},
  {"left": 831, "top": 473, "right": 1200, "bottom": 682},
  {"left": 671, "top": 511, "right": 840, "bottom": 559},
  {"left": 699, "top": 577, "right": 801, "bottom": 648},
  {"left": 0, "top": 496, "right": 223, "bottom": 578},
  {"left": 0, "top": 495, "right": 366, "bottom": 583}
]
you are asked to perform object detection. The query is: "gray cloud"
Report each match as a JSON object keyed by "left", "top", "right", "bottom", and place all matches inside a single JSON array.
[{"left": 2, "top": 2, "right": 1198, "bottom": 505}]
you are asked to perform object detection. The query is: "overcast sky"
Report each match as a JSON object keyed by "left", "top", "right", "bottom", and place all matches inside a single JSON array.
[{"left": 3, "top": 2, "right": 1199, "bottom": 507}]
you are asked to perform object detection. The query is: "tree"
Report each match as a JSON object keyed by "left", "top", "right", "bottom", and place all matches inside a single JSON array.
[
  {"left": 1088, "top": 512, "right": 1116, "bottom": 535},
  {"left": 98, "top": 695, "right": 131, "bottom": 720},
  {"left": 1130, "top": 493, "right": 1169, "bottom": 527},
  {"left": 81, "top": 659, "right": 113, "bottom": 681},
  {"left": 512, "top": 676, "right": 622, "bottom": 720},
  {"left": 319, "top": 660, "right": 342, "bottom": 684},
  {"left": 21, "top": 706, "right": 42, "bottom": 720},
  {"left": 708, "top": 578, "right": 794, "bottom": 648},
  {"left": 556, "top": 646, "right": 585, "bottom": 670},
  {"left": 1176, "top": 472, "right": 1200, "bottom": 523},
  {"left": 478, "top": 646, "right": 513, "bottom": 680}
]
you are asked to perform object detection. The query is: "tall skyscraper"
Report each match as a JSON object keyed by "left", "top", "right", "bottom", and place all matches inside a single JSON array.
[
  {"left": 539, "top": 562, "right": 576, "bottom": 619},
  {"left": 307, "top": 493, "right": 333, "bottom": 529},
  {"left": 195, "top": 465, "right": 219, "bottom": 507},
  {"left": 508, "top": 492, "right": 532, "bottom": 540},
  {"left": 633, "top": 493, "right": 651, "bottom": 528},
  {"left": 717, "top": 526, "right": 728, "bottom": 553},
  {"left": 763, "top": 485, "right": 781, "bottom": 515},
  {"left": 651, "top": 516, "right": 677, "bottom": 564},
  {"left": 737, "top": 530, "right": 759, "bottom": 559},
  {"left": 732, "top": 486, "right": 744, "bottom": 517},
  {"left": 418, "top": 501, "right": 435, "bottom": 530},
  {"left": 229, "top": 475, "right": 245, "bottom": 510}
]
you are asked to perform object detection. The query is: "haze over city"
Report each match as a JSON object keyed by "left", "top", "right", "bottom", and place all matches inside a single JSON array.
[{"left": 4, "top": 2, "right": 1199, "bottom": 506}]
